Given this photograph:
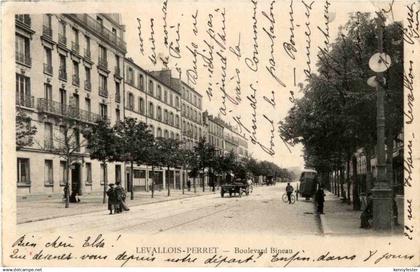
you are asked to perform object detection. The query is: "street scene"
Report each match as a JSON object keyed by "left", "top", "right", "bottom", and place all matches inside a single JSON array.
[
  {"left": 14, "top": 8, "right": 405, "bottom": 238},
  {"left": 18, "top": 183, "right": 322, "bottom": 235}
]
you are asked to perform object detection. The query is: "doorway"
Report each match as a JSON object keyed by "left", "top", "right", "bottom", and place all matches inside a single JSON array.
[{"left": 71, "top": 163, "right": 81, "bottom": 194}]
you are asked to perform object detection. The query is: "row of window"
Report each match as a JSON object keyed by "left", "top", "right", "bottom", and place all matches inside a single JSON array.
[
  {"left": 182, "top": 120, "right": 201, "bottom": 140},
  {"left": 126, "top": 68, "right": 180, "bottom": 109},
  {"left": 17, "top": 16, "right": 122, "bottom": 73},
  {"left": 149, "top": 125, "right": 180, "bottom": 140},
  {"left": 126, "top": 93, "right": 180, "bottom": 128},
  {"left": 209, "top": 122, "right": 223, "bottom": 137},
  {"left": 17, "top": 158, "right": 118, "bottom": 187},
  {"left": 16, "top": 74, "right": 112, "bottom": 121},
  {"left": 182, "top": 103, "right": 202, "bottom": 125},
  {"left": 182, "top": 86, "right": 202, "bottom": 109}
]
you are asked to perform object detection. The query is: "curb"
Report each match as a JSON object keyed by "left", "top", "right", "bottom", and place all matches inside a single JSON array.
[
  {"left": 18, "top": 192, "right": 215, "bottom": 224},
  {"left": 319, "top": 214, "right": 333, "bottom": 235}
]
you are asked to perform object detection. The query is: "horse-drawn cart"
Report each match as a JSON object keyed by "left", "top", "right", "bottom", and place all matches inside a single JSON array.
[{"left": 221, "top": 181, "right": 249, "bottom": 198}]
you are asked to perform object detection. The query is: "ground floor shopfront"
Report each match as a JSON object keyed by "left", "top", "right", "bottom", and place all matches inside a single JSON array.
[
  {"left": 125, "top": 165, "right": 210, "bottom": 192},
  {"left": 16, "top": 149, "right": 212, "bottom": 197},
  {"left": 17, "top": 149, "right": 124, "bottom": 197}
]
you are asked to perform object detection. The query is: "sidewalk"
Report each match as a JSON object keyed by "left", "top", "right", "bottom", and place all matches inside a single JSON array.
[
  {"left": 17, "top": 189, "right": 215, "bottom": 224},
  {"left": 319, "top": 191, "right": 403, "bottom": 236}
]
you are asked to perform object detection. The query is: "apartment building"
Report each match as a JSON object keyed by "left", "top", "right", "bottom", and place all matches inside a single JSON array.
[
  {"left": 202, "top": 111, "right": 224, "bottom": 152},
  {"left": 15, "top": 13, "right": 126, "bottom": 196},
  {"left": 124, "top": 60, "right": 182, "bottom": 191},
  {"left": 179, "top": 81, "right": 203, "bottom": 150}
]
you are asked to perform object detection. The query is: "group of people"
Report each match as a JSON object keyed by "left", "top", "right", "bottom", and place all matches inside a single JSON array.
[
  {"left": 284, "top": 182, "right": 325, "bottom": 214},
  {"left": 106, "top": 181, "right": 129, "bottom": 214}
]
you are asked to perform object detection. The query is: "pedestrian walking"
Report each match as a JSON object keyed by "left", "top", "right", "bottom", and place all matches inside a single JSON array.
[
  {"left": 295, "top": 182, "right": 299, "bottom": 201},
  {"left": 315, "top": 186, "right": 326, "bottom": 214},
  {"left": 106, "top": 183, "right": 117, "bottom": 215},
  {"left": 187, "top": 180, "right": 191, "bottom": 191},
  {"left": 115, "top": 181, "right": 129, "bottom": 212},
  {"left": 360, "top": 192, "right": 373, "bottom": 228},
  {"left": 247, "top": 177, "right": 253, "bottom": 193},
  {"left": 285, "top": 182, "right": 294, "bottom": 204}
]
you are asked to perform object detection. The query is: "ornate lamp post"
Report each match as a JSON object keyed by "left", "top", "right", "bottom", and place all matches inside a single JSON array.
[{"left": 368, "top": 12, "right": 393, "bottom": 230}]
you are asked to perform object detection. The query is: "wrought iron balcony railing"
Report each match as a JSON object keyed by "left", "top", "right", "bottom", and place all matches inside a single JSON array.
[
  {"left": 72, "top": 74, "right": 80, "bottom": 86},
  {"left": 67, "top": 14, "right": 127, "bottom": 52},
  {"left": 84, "top": 48, "right": 91, "bottom": 60},
  {"left": 59, "top": 67, "right": 67, "bottom": 81},
  {"left": 71, "top": 41, "right": 80, "bottom": 54},
  {"left": 43, "top": 25, "right": 53, "bottom": 39},
  {"left": 84, "top": 80, "right": 91, "bottom": 91},
  {"left": 99, "top": 86, "right": 108, "bottom": 98},
  {"left": 58, "top": 33, "right": 67, "bottom": 46},
  {"left": 15, "top": 15, "right": 31, "bottom": 27},
  {"left": 98, "top": 57, "right": 108, "bottom": 70},
  {"left": 16, "top": 52, "right": 31, "bottom": 66},
  {"left": 44, "top": 140, "right": 54, "bottom": 151},
  {"left": 37, "top": 98, "right": 105, "bottom": 124},
  {"left": 114, "top": 66, "right": 121, "bottom": 78},
  {"left": 16, "top": 95, "right": 34, "bottom": 108},
  {"left": 43, "top": 63, "right": 53, "bottom": 75}
]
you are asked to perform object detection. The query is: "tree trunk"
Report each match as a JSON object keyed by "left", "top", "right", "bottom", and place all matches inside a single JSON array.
[
  {"left": 65, "top": 158, "right": 70, "bottom": 208},
  {"left": 336, "top": 168, "right": 340, "bottom": 197},
  {"left": 181, "top": 166, "right": 185, "bottom": 195},
  {"left": 193, "top": 176, "right": 197, "bottom": 193},
  {"left": 346, "top": 158, "right": 351, "bottom": 204},
  {"left": 352, "top": 155, "right": 361, "bottom": 210},
  {"left": 151, "top": 166, "right": 155, "bottom": 198},
  {"left": 202, "top": 169, "right": 205, "bottom": 192},
  {"left": 103, "top": 160, "right": 107, "bottom": 204},
  {"left": 167, "top": 166, "right": 171, "bottom": 197},
  {"left": 340, "top": 166, "right": 346, "bottom": 199},
  {"left": 130, "top": 161, "right": 134, "bottom": 200}
]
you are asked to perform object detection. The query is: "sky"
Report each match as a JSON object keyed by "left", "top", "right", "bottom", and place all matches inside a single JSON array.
[{"left": 117, "top": 0, "right": 402, "bottom": 171}]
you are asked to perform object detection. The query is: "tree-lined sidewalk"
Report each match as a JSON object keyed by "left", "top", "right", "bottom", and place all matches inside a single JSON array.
[{"left": 17, "top": 189, "right": 215, "bottom": 224}]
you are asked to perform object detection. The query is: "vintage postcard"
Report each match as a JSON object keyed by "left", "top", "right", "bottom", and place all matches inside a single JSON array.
[{"left": 1, "top": 0, "right": 419, "bottom": 268}]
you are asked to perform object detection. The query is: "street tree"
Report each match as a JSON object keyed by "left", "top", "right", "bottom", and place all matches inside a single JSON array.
[
  {"left": 115, "top": 118, "right": 154, "bottom": 200},
  {"left": 82, "top": 120, "right": 118, "bottom": 204},
  {"left": 157, "top": 137, "right": 181, "bottom": 196},
  {"left": 16, "top": 108, "right": 37, "bottom": 150},
  {"left": 53, "top": 118, "right": 89, "bottom": 208}
]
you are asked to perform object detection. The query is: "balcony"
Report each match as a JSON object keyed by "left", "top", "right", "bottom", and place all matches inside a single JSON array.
[
  {"left": 42, "top": 25, "right": 53, "bottom": 39},
  {"left": 72, "top": 74, "right": 80, "bottom": 86},
  {"left": 114, "top": 66, "right": 122, "bottom": 79},
  {"left": 67, "top": 14, "right": 127, "bottom": 53},
  {"left": 59, "top": 67, "right": 67, "bottom": 81},
  {"left": 37, "top": 98, "right": 105, "bottom": 124},
  {"left": 16, "top": 95, "right": 34, "bottom": 108},
  {"left": 15, "top": 52, "right": 31, "bottom": 67},
  {"left": 84, "top": 80, "right": 91, "bottom": 91},
  {"left": 71, "top": 41, "right": 80, "bottom": 55},
  {"left": 84, "top": 48, "right": 91, "bottom": 60},
  {"left": 99, "top": 87, "right": 108, "bottom": 98},
  {"left": 43, "top": 63, "right": 53, "bottom": 75},
  {"left": 98, "top": 57, "right": 108, "bottom": 70},
  {"left": 15, "top": 15, "right": 31, "bottom": 27},
  {"left": 58, "top": 33, "right": 67, "bottom": 46},
  {"left": 44, "top": 140, "right": 54, "bottom": 151}
]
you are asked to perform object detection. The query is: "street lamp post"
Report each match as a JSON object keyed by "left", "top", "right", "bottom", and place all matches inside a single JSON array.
[{"left": 369, "top": 13, "right": 393, "bottom": 231}]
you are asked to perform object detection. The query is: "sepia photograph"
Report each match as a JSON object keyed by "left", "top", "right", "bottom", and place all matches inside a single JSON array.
[{"left": 2, "top": 0, "right": 419, "bottom": 268}]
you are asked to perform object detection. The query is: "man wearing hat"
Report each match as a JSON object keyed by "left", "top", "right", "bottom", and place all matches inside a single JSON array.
[{"left": 106, "top": 183, "right": 117, "bottom": 214}]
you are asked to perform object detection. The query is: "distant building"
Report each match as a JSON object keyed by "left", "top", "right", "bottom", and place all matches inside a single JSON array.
[
  {"left": 124, "top": 60, "right": 182, "bottom": 191},
  {"left": 202, "top": 111, "right": 224, "bottom": 152},
  {"left": 16, "top": 13, "right": 126, "bottom": 196}
]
